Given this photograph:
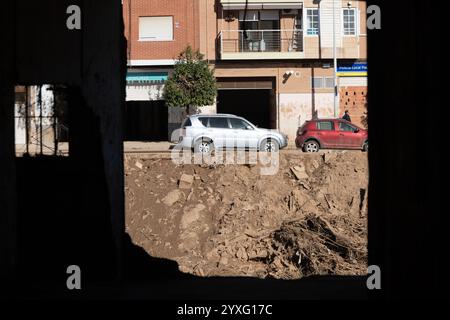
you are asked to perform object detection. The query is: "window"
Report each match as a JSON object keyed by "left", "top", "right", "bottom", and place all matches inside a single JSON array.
[
  {"left": 339, "top": 122, "right": 357, "bottom": 132},
  {"left": 139, "top": 16, "right": 173, "bottom": 41},
  {"left": 325, "top": 77, "right": 335, "bottom": 88},
  {"left": 312, "top": 77, "right": 334, "bottom": 89},
  {"left": 317, "top": 121, "right": 334, "bottom": 131},
  {"left": 198, "top": 117, "right": 209, "bottom": 127},
  {"left": 312, "top": 77, "right": 324, "bottom": 88},
  {"left": 306, "top": 9, "right": 319, "bottom": 35},
  {"left": 182, "top": 118, "right": 192, "bottom": 127},
  {"left": 209, "top": 117, "right": 230, "bottom": 129},
  {"left": 229, "top": 118, "right": 248, "bottom": 129},
  {"left": 15, "top": 85, "right": 70, "bottom": 157},
  {"left": 343, "top": 9, "right": 357, "bottom": 36}
]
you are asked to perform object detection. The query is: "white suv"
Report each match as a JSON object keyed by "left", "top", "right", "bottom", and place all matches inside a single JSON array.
[{"left": 176, "top": 114, "right": 288, "bottom": 154}]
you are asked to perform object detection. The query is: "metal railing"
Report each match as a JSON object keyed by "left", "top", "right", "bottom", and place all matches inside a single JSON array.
[{"left": 219, "top": 29, "right": 303, "bottom": 54}]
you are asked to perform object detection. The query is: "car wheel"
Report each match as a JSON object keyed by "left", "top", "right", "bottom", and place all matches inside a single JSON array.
[
  {"left": 260, "top": 138, "right": 280, "bottom": 152},
  {"left": 194, "top": 139, "right": 214, "bottom": 155},
  {"left": 303, "top": 140, "right": 320, "bottom": 153},
  {"left": 363, "top": 141, "right": 369, "bottom": 152}
]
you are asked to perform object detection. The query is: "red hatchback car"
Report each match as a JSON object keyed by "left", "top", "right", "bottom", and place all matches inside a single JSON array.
[{"left": 296, "top": 119, "right": 368, "bottom": 152}]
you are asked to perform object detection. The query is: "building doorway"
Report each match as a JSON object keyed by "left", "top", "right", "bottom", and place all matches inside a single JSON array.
[
  {"left": 217, "top": 89, "right": 276, "bottom": 129},
  {"left": 124, "top": 101, "right": 168, "bottom": 141}
]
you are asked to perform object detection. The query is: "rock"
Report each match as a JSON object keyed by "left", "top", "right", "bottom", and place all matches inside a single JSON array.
[
  {"left": 248, "top": 249, "right": 268, "bottom": 260},
  {"left": 299, "top": 181, "right": 311, "bottom": 190},
  {"left": 291, "top": 166, "right": 308, "bottom": 180},
  {"left": 135, "top": 161, "right": 143, "bottom": 170},
  {"left": 162, "top": 190, "right": 182, "bottom": 206},
  {"left": 180, "top": 204, "right": 206, "bottom": 229},
  {"left": 323, "top": 152, "right": 337, "bottom": 163},
  {"left": 218, "top": 256, "right": 228, "bottom": 266},
  {"left": 236, "top": 246, "right": 248, "bottom": 261},
  {"left": 179, "top": 174, "right": 194, "bottom": 189},
  {"left": 187, "top": 189, "right": 194, "bottom": 201},
  {"left": 312, "top": 160, "right": 320, "bottom": 169}
]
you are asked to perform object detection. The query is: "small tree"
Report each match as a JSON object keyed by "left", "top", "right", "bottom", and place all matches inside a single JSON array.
[{"left": 164, "top": 45, "right": 217, "bottom": 115}]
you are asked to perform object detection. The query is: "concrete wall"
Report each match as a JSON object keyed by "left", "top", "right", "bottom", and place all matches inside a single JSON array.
[
  {"left": 279, "top": 92, "right": 334, "bottom": 141},
  {"left": 1, "top": 0, "right": 126, "bottom": 284}
]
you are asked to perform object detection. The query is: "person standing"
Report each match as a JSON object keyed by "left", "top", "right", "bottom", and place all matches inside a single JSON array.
[{"left": 342, "top": 110, "right": 352, "bottom": 122}]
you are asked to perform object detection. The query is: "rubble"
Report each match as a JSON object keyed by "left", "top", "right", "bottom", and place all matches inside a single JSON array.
[
  {"left": 179, "top": 174, "right": 194, "bottom": 189},
  {"left": 135, "top": 160, "right": 143, "bottom": 170},
  {"left": 125, "top": 151, "right": 368, "bottom": 280},
  {"left": 162, "top": 190, "right": 183, "bottom": 206},
  {"left": 290, "top": 165, "right": 309, "bottom": 180}
]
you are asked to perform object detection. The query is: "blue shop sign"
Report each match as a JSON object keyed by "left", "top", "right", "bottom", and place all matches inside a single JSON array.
[{"left": 337, "top": 62, "right": 367, "bottom": 77}]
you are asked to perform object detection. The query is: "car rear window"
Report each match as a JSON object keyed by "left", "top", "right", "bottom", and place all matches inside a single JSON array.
[
  {"left": 209, "top": 117, "right": 229, "bottom": 128},
  {"left": 317, "top": 121, "right": 334, "bottom": 131},
  {"left": 198, "top": 117, "right": 209, "bottom": 127}
]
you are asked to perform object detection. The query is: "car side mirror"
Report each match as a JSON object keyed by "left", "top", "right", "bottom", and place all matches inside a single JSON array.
[
  {"left": 246, "top": 126, "right": 253, "bottom": 130},
  {"left": 354, "top": 129, "right": 360, "bottom": 133}
]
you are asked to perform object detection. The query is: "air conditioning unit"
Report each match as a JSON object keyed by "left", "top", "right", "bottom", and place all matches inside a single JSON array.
[{"left": 282, "top": 9, "right": 298, "bottom": 15}]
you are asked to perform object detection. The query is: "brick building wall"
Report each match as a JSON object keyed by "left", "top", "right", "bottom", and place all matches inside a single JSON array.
[
  {"left": 339, "top": 86, "right": 368, "bottom": 128},
  {"left": 123, "top": 0, "right": 200, "bottom": 62}
]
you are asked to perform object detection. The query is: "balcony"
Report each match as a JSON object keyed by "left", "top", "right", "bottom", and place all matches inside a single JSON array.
[{"left": 219, "top": 29, "right": 304, "bottom": 60}]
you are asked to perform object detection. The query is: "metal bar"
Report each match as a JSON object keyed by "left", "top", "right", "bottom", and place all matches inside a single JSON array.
[
  {"left": 39, "top": 85, "right": 43, "bottom": 155},
  {"left": 333, "top": 0, "right": 339, "bottom": 118},
  {"left": 25, "top": 86, "right": 29, "bottom": 155},
  {"left": 53, "top": 87, "right": 57, "bottom": 156}
]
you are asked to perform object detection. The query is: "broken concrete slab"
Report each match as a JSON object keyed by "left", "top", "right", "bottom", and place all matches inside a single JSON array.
[
  {"left": 179, "top": 174, "right": 194, "bottom": 189},
  {"left": 291, "top": 166, "right": 308, "bottom": 180},
  {"left": 135, "top": 161, "right": 143, "bottom": 170},
  {"left": 323, "top": 152, "right": 337, "bottom": 163}
]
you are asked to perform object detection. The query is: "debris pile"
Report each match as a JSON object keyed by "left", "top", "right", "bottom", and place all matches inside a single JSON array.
[{"left": 125, "top": 151, "right": 368, "bottom": 279}]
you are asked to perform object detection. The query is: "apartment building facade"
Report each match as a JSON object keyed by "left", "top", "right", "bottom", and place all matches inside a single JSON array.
[
  {"left": 123, "top": 0, "right": 201, "bottom": 140},
  {"left": 123, "top": 0, "right": 367, "bottom": 142}
]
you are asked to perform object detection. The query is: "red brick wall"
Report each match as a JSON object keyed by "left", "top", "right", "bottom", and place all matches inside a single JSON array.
[
  {"left": 339, "top": 86, "right": 368, "bottom": 128},
  {"left": 123, "top": 0, "right": 200, "bottom": 61}
]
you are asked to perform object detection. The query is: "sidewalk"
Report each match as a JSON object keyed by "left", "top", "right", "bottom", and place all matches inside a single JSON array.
[
  {"left": 124, "top": 141, "right": 175, "bottom": 153},
  {"left": 123, "top": 141, "right": 302, "bottom": 153}
]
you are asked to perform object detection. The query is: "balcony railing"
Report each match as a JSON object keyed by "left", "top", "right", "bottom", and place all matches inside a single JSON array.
[{"left": 219, "top": 29, "right": 303, "bottom": 57}]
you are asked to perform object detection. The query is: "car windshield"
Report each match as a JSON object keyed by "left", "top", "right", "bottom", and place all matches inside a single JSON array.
[
  {"left": 339, "top": 122, "right": 356, "bottom": 132},
  {"left": 182, "top": 118, "right": 192, "bottom": 127}
]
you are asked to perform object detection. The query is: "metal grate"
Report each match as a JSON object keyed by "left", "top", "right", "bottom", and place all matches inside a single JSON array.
[{"left": 14, "top": 85, "right": 69, "bottom": 157}]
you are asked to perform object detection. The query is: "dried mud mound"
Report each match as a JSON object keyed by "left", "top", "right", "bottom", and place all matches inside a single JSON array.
[{"left": 125, "top": 151, "right": 368, "bottom": 279}]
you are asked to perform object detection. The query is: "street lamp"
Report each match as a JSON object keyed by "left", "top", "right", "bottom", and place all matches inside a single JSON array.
[{"left": 333, "top": 0, "right": 339, "bottom": 118}]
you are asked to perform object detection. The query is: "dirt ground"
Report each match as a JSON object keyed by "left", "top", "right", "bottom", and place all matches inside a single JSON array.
[{"left": 125, "top": 151, "right": 368, "bottom": 279}]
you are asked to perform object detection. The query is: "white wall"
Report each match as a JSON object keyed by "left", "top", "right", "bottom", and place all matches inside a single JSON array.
[
  {"left": 279, "top": 93, "right": 334, "bottom": 141},
  {"left": 126, "top": 84, "right": 165, "bottom": 101}
]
